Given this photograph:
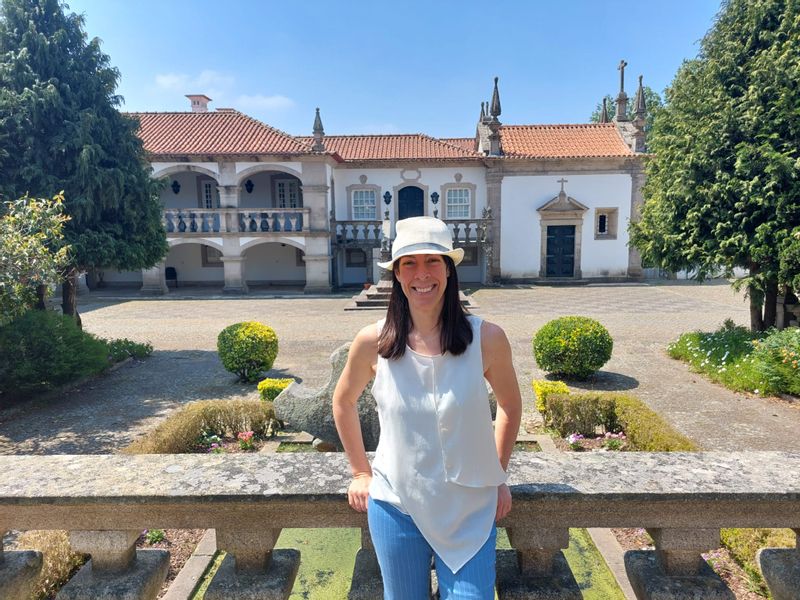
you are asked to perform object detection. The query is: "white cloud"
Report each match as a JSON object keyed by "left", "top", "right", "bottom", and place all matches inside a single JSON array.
[
  {"left": 154, "top": 69, "right": 234, "bottom": 95},
  {"left": 236, "top": 94, "right": 295, "bottom": 111},
  {"left": 154, "top": 72, "right": 189, "bottom": 91}
]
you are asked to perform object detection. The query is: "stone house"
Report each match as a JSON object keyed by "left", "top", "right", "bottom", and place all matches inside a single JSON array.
[{"left": 96, "top": 73, "right": 648, "bottom": 293}]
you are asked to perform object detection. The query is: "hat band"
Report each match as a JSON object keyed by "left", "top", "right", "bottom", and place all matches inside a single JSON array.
[{"left": 392, "top": 242, "right": 453, "bottom": 259}]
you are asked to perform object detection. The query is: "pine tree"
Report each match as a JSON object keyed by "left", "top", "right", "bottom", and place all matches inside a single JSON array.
[
  {"left": 0, "top": 0, "right": 167, "bottom": 323},
  {"left": 629, "top": 0, "right": 800, "bottom": 331}
]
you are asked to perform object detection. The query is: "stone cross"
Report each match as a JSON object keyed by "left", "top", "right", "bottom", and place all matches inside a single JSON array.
[
  {"left": 618, "top": 60, "right": 628, "bottom": 93},
  {"left": 557, "top": 178, "right": 568, "bottom": 193}
]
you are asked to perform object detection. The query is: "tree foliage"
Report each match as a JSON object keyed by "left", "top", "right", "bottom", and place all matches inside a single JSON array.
[
  {"left": 0, "top": 193, "right": 69, "bottom": 323},
  {"left": 0, "top": 0, "right": 167, "bottom": 317},
  {"left": 629, "top": 0, "right": 800, "bottom": 330}
]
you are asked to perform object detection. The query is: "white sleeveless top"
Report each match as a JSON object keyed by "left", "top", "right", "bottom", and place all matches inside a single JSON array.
[{"left": 369, "top": 315, "right": 507, "bottom": 572}]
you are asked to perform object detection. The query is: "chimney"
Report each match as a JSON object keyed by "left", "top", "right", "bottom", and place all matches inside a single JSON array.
[{"left": 186, "top": 94, "right": 212, "bottom": 113}]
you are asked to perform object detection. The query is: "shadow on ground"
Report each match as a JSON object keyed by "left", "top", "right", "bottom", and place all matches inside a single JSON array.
[{"left": 0, "top": 350, "right": 299, "bottom": 455}]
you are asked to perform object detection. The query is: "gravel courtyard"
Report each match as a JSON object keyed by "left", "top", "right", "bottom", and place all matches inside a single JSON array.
[{"left": 1, "top": 281, "right": 797, "bottom": 454}]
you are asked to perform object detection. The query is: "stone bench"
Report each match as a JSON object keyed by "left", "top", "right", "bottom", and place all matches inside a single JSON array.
[{"left": 0, "top": 452, "right": 798, "bottom": 599}]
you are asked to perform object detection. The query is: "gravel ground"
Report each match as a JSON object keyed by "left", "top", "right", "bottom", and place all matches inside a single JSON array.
[{"left": 0, "top": 281, "right": 798, "bottom": 454}]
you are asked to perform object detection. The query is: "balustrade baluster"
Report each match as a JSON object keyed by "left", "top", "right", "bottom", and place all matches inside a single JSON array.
[
  {"left": 497, "top": 527, "right": 580, "bottom": 599},
  {"left": 260, "top": 212, "right": 269, "bottom": 232},
  {"left": 272, "top": 213, "right": 281, "bottom": 232},
  {"left": 188, "top": 212, "right": 197, "bottom": 233},
  {"left": 0, "top": 530, "right": 43, "bottom": 599},
  {"left": 165, "top": 212, "right": 174, "bottom": 233},
  {"left": 757, "top": 529, "right": 800, "bottom": 600},
  {"left": 58, "top": 530, "right": 169, "bottom": 600},
  {"left": 201, "top": 212, "right": 210, "bottom": 233},
  {"left": 205, "top": 527, "right": 299, "bottom": 600},
  {"left": 249, "top": 214, "right": 258, "bottom": 232},
  {"left": 178, "top": 213, "right": 186, "bottom": 233},
  {"left": 624, "top": 528, "right": 732, "bottom": 600},
  {"left": 350, "top": 528, "right": 383, "bottom": 600},
  {"left": 284, "top": 213, "right": 292, "bottom": 232}
]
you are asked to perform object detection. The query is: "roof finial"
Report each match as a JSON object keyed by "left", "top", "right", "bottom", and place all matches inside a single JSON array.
[
  {"left": 312, "top": 107, "right": 325, "bottom": 152},
  {"left": 600, "top": 98, "right": 609, "bottom": 123},
  {"left": 490, "top": 76, "right": 502, "bottom": 120},
  {"left": 634, "top": 75, "right": 646, "bottom": 117},
  {"left": 615, "top": 60, "right": 630, "bottom": 122},
  {"left": 480, "top": 101, "right": 486, "bottom": 121},
  {"left": 557, "top": 177, "right": 568, "bottom": 195}
]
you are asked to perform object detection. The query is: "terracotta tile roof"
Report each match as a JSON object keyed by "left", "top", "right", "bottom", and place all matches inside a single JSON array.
[
  {"left": 499, "top": 124, "right": 633, "bottom": 158},
  {"left": 297, "top": 134, "right": 480, "bottom": 161},
  {"left": 130, "top": 110, "right": 314, "bottom": 156},
  {"left": 440, "top": 137, "right": 477, "bottom": 153}
]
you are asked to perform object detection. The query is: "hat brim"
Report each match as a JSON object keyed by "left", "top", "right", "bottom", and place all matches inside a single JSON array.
[{"left": 377, "top": 247, "right": 464, "bottom": 270}]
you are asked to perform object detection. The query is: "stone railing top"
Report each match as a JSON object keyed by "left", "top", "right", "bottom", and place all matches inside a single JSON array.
[{"left": 1, "top": 452, "right": 799, "bottom": 504}]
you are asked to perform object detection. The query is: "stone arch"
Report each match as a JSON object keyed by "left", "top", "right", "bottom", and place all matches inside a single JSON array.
[
  {"left": 152, "top": 164, "right": 220, "bottom": 182},
  {"left": 235, "top": 164, "right": 304, "bottom": 186},
  {"left": 167, "top": 237, "right": 226, "bottom": 254},
  {"left": 240, "top": 237, "right": 306, "bottom": 254}
]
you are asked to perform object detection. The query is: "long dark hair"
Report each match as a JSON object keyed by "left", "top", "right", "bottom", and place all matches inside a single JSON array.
[{"left": 377, "top": 255, "right": 473, "bottom": 359}]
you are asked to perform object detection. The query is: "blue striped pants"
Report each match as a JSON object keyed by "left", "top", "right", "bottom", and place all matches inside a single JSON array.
[{"left": 367, "top": 496, "right": 496, "bottom": 599}]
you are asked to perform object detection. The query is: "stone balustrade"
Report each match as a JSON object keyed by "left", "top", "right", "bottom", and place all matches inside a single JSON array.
[
  {"left": 164, "top": 208, "right": 310, "bottom": 235},
  {"left": 332, "top": 220, "right": 383, "bottom": 248},
  {"left": 0, "top": 452, "right": 798, "bottom": 599}
]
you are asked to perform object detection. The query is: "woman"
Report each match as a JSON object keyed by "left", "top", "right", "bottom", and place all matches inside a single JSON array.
[{"left": 333, "top": 216, "right": 522, "bottom": 599}]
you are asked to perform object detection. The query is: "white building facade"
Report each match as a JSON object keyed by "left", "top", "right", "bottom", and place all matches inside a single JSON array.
[{"left": 95, "top": 78, "right": 648, "bottom": 294}]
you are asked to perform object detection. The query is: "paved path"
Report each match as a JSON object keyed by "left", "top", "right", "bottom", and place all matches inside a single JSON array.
[{"left": 0, "top": 282, "right": 797, "bottom": 454}]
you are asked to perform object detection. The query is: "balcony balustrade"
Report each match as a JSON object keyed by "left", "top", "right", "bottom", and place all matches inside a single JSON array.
[
  {"left": 331, "top": 216, "right": 492, "bottom": 250},
  {"left": 164, "top": 208, "right": 310, "bottom": 235},
  {"left": 0, "top": 452, "right": 798, "bottom": 599}
]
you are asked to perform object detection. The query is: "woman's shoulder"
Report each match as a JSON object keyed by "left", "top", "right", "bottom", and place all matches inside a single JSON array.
[
  {"left": 351, "top": 322, "right": 381, "bottom": 352},
  {"left": 479, "top": 318, "right": 509, "bottom": 348}
]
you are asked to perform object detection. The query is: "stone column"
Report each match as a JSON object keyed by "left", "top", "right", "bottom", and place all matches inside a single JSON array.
[
  {"left": 0, "top": 529, "right": 43, "bottom": 599},
  {"left": 624, "top": 528, "right": 733, "bottom": 599},
  {"left": 217, "top": 161, "right": 240, "bottom": 209},
  {"left": 221, "top": 257, "right": 248, "bottom": 294},
  {"left": 350, "top": 528, "right": 384, "bottom": 600},
  {"left": 205, "top": 527, "right": 300, "bottom": 600},
  {"left": 303, "top": 236, "right": 332, "bottom": 294},
  {"left": 485, "top": 169, "right": 503, "bottom": 283},
  {"left": 496, "top": 526, "right": 581, "bottom": 599},
  {"left": 58, "top": 530, "right": 169, "bottom": 600},
  {"left": 301, "top": 161, "right": 332, "bottom": 232},
  {"left": 757, "top": 529, "right": 800, "bottom": 600},
  {"left": 140, "top": 261, "right": 168, "bottom": 295},
  {"left": 627, "top": 165, "right": 645, "bottom": 279}
]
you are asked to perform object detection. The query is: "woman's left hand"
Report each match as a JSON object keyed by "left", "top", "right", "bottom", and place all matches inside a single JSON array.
[{"left": 496, "top": 483, "right": 512, "bottom": 521}]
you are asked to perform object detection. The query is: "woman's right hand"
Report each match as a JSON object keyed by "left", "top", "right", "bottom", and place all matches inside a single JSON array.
[{"left": 348, "top": 473, "right": 372, "bottom": 512}]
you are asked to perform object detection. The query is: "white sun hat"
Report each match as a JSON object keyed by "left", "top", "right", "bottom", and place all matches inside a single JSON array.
[{"left": 377, "top": 216, "right": 464, "bottom": 270}]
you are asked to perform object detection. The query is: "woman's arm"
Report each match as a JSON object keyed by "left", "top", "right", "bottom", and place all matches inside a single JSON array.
[
  {"left": 332, "top": 324, "right": 378, "bottom": 513},
  {"left": 482, "top": 321, "right": 522, "bottom": 520}
]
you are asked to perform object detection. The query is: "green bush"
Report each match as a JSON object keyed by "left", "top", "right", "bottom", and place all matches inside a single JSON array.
[
  {"left": 532, "top": 379, "right": 570, "bottom": 414},
  {"left": 0, "top": 309, "right": 109, "bottom": 400},
  {"left": 545, "top": 392, "right": 696, "bottom": 451},
  {"left": 123, "top": 399, "right": 276, "bottom": 454},
  {"left": 533, "top": 316, "right": 613, "bottom": 379},
  {"left": 105, "top": 338, "right": 154, "bottom": 362},
  {"left": 217, "top": 321, "right": 279, "bottom": 382},
  {"left": 750, "top": 327, "right": 800, "bottom": 395},
  {"left": 258, "top": 377, "right": 294, "bottom": 402}
]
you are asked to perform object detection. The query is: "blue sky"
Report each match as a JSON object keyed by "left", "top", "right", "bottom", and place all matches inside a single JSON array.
[{"left": 66, "top": 0, "right": 721, "bottom": 138}]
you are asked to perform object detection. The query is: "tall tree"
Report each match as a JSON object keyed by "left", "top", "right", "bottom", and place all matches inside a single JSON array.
[
  {"left": 589, "top": 86, "right": 663, "bottom": 131},
  {"left": 629, "top": 0, "right": 800, "bottom": 331},
  {"left": 0, "top": 0, "right": 167, "bottom": 324}
]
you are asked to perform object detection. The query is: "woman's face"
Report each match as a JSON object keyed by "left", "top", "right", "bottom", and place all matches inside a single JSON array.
[{"left": 395, "top": 253, "right": 449, "bottom": 311}]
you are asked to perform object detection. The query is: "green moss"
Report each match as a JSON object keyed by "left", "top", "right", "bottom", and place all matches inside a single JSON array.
[
  {"left": 276, "top": 442, "right": 317, "bottom": 453},
  {"left": 720, "top": 528, "right": 796, "bottom": 596},
  {"left": 190, "top": 551, "right": 225, "bottom": 600},
  {"left": 276, "top": 528, "right": 359, "bottom": 600},
  {"left": 563, "top": 529, "right": 625, "bottom": 600}
]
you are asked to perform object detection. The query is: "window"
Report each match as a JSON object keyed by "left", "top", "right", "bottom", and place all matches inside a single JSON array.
[
  {"left": 446, "top": 188, "right": 471, "bottom": 219},
  {"left": 594, "top": 208, "right": 619, "bottom": 240},
  {"left": 352, "top": 189, "right": 377, "bottom": 220},
  {"left": 276, "top": 179, "right": 301, "bottom": 208},
  {"left": 346, "top": 249, "right": 367, "bottom": 267},
  {"left": 200, "top": 180, "right": 219, "bottom": 209}
]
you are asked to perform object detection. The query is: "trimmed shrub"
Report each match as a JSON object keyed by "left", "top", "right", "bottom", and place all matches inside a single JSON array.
[
  {"left": 545, "top": 392, "right": 696, "bottom": 451},
  {"left": 0, "top": 309, "right": 109, "bottom": 400},
  {"left": 123, "top": 399, "right": 276, "bottom": 454},
  {"left": 533, "top": 316, "right": 613, "bottom": 379},
  {"left": 217, "top": 322, "right": 279, "bottom": 383},
  {"left": 532, "top": 379, "right": 570, "bottom": 414},
  {"left": 258, "top": 377, "right": 294, "bottom": 402},
  {"left": 545, "top": 392, "right": 619, "bottom": 437}
]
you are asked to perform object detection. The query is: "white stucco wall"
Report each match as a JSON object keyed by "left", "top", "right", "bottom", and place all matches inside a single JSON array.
[
  {"left": 333, "top": 167, "right": 487, "bottom": 226},
  {"left": 244, "top": 242, "right": 306, "bottom": 283},
  {"left": 500, "top": 173, "right": 632, "bottom": 279},
  {"left": 165, "top": 243, "right": 224, "bottom": 283}
]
